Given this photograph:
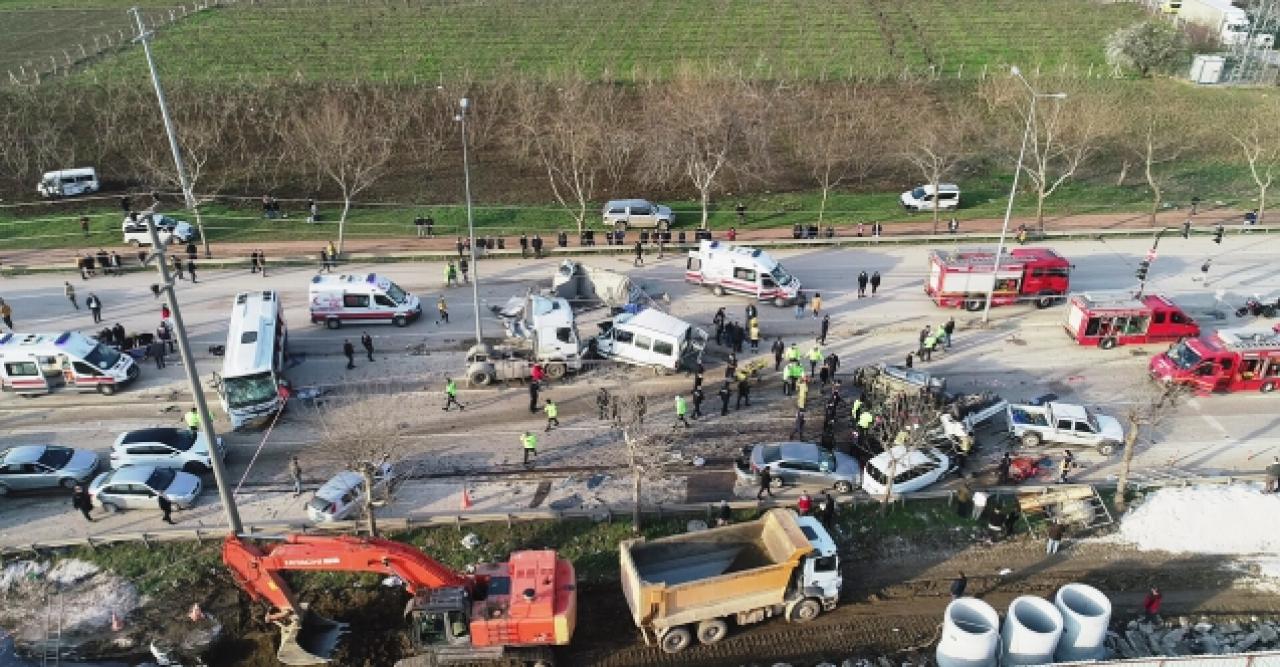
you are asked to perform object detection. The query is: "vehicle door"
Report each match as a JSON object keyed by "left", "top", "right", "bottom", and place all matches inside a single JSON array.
[
  {"left": 1068, "top": 419, "right": 1098, "bottom": 446},
  {"left": 127, "top": 444, "right": 177, "bottom": 468},
  {"left": 628, "top": 333, "right": 655, "bottom": 366},
  {"left": 3, "top": 360, "right": 48, "bottom": 393},
  {"left": 1168, "top": 309, "right": 1197, "bottom": 339},
  {"left": 732, "top": 267, "right": 757, "bottom": 295},
  {"left": 629, "top": 203, "right": 654, "bottom": 227},
  {"left": 1193, "top": 361, "right": 1220, "bottom": 394},
  {"left": 343, "top": 293, "right": 371, "bottom": 318},
  {"left": 374, "top": 293, "right": 398, "bottom": 316},
  {"left": 776, "top": 459, "right": 822, "bottom": 485},
  {"left": 70, "top": 360, "right": 103, "bottom": 388},
  {"left": 126, "top": 482, "right": 159, "bottom": 509},
  {"left": 1215, "top": 358, "right": 1236, "bottom": 392},
  {"left": 0, "top": 463, "right": 43, "bottom": 491},
  {"left": 1053, "top": 417, "right": 1084, "bottom": 445}
]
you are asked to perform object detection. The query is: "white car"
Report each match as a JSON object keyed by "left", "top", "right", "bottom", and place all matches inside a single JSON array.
[
  {"left": 89, "top": 465, "right": 201, "bottom": 511},
  {"left": 109, "top": 427, "right": 226, "bottom": 474},
  {"left": 862, "top": 446, "right": 951, "bottom": 496},
  {"left": 306, "top": 465, "right": 393, "bottom": 523},
  {"left": 900, "top": 183, "right": 960, "bottom": 212},
  {"left": 122, "top": 214, "right": 196, "bottom": 247}
]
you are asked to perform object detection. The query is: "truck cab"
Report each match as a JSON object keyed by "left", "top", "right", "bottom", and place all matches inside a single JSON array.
[{"left": 1150, "top": 326, "right": 1280, "bottom": 394}]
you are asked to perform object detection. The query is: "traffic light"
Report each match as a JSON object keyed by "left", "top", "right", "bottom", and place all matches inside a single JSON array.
[
  {"left": 1213, "top": 224, "right": 1225, "bottom": 244},
  {"left": 1135, "top": 260, "right": 1150, "bottom": 281}
]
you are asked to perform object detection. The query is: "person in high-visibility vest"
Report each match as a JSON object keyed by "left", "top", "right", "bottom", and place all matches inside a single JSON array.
[
  {"left": 675, "top": 395, "right": 690, "bottom": 428},
  {"left": 184, "top": 408, "right": 201, "bottom": 434},
  {"left": 857, "top": 409, "right": 875, "bottom": 443},
  {"left": 850, "top": 398, "right": 863, "bottom": 423},
  {"left": 443, "top": 377, "right": 464, "bottom": 411},
  {"left": 807, "top": 345, "right": 823, "bottom": 376},
  {"left": 784, "top": 360, "right": 804, "bottom": 396},
  {"left": 786, "top": 344, "right": 800, "bottom": 362},
  {"left": 544, "top": 400, "right": 559, "bottom": 432},
  {"left": 521, "top": 431, "right": 538, "bottom": 465},
  {"left": 796, "top": 376, "right": 809, "bottom": 408}
]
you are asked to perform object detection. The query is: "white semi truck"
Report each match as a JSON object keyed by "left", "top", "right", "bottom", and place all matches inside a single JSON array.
[{"left": 1180, "top": 0, "right": 1271, "bottom": 46}]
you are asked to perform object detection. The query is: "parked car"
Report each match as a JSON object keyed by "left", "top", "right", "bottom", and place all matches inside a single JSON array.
[
  {"left": 861, "top": 446, "right": 951, "bottom": 496},
  {"left": 109, "top": 427, "right": 226, "bottom": 474},
  {"left": 0, "top": 445, "right": 100, "bottom": 496},
  {"left": 900, "top": 183, "right": 960, "bottom": 211},
  {"left": 306, "top": 464, "right": 393, "bottom": 523},
  {"left": 88, "top": 465, "right": 201, "bottom": 511},
  {"left": 735, "top": 441, "right": 860, "bottom": 494},
  {"left": 1006, "top": 401, "right": 1123, "bottom": 455},
  {"left": 602, "top": 199, "right": 675, "bottom": 231},
  {"left": 122, "top": 213, "right": 196, "bottom": 247}
]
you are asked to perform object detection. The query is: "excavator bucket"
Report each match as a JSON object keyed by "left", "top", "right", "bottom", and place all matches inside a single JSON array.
[{"left": 276, "top": 609, "right": 349, "bottom": 665}]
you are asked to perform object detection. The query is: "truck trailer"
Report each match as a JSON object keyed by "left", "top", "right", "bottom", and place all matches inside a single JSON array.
[{"left": 619, "top": 509, "right": 841, "bottom": 654}]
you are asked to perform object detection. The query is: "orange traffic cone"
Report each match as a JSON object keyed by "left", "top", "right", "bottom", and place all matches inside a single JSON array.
[
  {"left": 460, "top": 488, "right": 473, "bottom": 510},
  {"left": 111, "top": 611, "right": 124, "bottom": 632},
  {"left": 188, "top": 603, "right": 205, "bottom": 622}
]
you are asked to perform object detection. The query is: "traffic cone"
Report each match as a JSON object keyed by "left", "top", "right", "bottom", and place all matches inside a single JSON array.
[
  {"left": 188, "top": 603, "right": 205, "bottom": 622},
  {"left": 460, "top": 488, "right": 473, "bottom": 510},
  {"left": 111, "top": 611, "right": 124, "bottom": 631}
]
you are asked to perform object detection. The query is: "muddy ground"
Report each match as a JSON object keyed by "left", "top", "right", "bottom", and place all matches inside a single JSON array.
[{"left": 190, "top": 525, "right": 1280, "bottom": 667}]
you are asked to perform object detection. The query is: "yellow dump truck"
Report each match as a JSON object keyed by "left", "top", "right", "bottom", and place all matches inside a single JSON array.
[{"left": 619, "top": 508, "right": 842, "bottom": 654}]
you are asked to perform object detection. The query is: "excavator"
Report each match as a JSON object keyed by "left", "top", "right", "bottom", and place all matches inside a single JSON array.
[{"left": 222, "top": 534, "right": 577, "bottom": 667}]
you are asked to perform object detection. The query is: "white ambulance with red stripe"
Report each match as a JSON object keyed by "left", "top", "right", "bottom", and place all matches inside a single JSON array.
[
  {"left": 308, "top": 273, "right": 422, "bottom": 329},
  {"left": 0, "top": 331, "right": 140, "bottom": 395},
  {"left": 685, "top": 240, "right": 801, "bottom": 307}
]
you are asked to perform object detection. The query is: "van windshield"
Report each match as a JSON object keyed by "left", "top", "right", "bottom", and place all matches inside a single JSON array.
[
  {"left": 223, "top": 371, "right": 277, "bottom": 409},
  {"left": 83, "top": 343, "right": 121, "bottom": 370},
  {"left": 1166, "top": 341, "right": 1203, "bottom": 370},
  {"left": 385, "top": 282, "right": 408, "bottom": 305},
  {"left": 770, "top": 266, "right": 795, "bottom": 287}
]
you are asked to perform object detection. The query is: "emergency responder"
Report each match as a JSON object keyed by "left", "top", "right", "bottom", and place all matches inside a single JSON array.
[
  {"left": 184, "top": 408, "right": 201, "bottom": 435},
  {"left": 785, "top": 360, "right": 804, "bottom": 396},
  {"left": 736, "top": 372, "right": 751, "bottom": 409},
  {"left": 808, "top": 345, "right": 822, "bottom": 376},
  {"left": 544, "top": 399, "right": 559, "bottom": 431},
  {"left": 443, "top": 377, "right": 464, "bottom": 411},
  {"left": 675, "top": 395, "right": 690, "bottom": 428},
  {"left": 857, "top": 409, "right": 874, "bottom": 443},
  {"left": 718, "top": 381, "right": 732, "bottom": 416},
  {"left": 521, "top": 431, "right": 537, "bottom": 465}
]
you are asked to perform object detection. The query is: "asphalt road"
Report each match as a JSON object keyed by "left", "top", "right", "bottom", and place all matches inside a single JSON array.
[{"left": 0, "top": 235, "right": 1277, "bottom": 546}]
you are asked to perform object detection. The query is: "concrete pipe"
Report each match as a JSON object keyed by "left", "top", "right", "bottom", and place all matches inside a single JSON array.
[
  {"left": 1054, "top": 583, "right": 1112, "bottom": 662},
  {"left": 936, "top": 597, "right": 1000, "bottom": 667},
  {"left": 1000, "top": 596, "right": 1064, "bottom": 666}
]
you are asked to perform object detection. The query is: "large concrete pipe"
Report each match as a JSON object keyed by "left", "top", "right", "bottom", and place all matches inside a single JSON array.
[
  {"left": 1000, "top": 596, "right": 1064, "bottom": 666},
  {"left": 1054, "top": 583, "right": 1112, "bottom": 662},
  {"left": 937, "top": 597, "right": 1001, "bottom": 667}
]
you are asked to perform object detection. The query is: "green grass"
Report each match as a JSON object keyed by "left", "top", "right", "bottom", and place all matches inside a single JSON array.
[
  {"left": 63, "top": 539, "right": 224, "bottom": 596},
  {"left": 0, "top": 2, "right": 190, "bottom": 79},
  {"left": 63, "top": 0, "right": 1145, "bottom": 85}
]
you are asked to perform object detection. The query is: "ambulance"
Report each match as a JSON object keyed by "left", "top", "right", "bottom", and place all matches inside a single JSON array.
[
  {"left": 0, "top": 332, "right": 140, "bottom": 395},
  {"left": 685, "top": 239, "right": 802, "bottom": 307},
  {"left": 308, "top": 273, "right": 422, "bottom": 328}
]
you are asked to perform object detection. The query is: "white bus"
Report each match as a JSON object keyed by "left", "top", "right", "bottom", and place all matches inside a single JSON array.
[{"left": 217, "top": 290, "right": 288, "bottom": 429}]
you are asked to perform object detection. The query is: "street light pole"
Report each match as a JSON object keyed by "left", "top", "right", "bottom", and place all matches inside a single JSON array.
[
  {"left": 981, "top": 67, "right": 1065, "bottom": 325},
  {"left": 144, "top": 218, "right": 243, "bottom": 534},
  {"left": 130, "top": 8, "right": 209, "bottom": 259},
  {"left": 457, "top": 97, "right": 483, "bottom": 346}
]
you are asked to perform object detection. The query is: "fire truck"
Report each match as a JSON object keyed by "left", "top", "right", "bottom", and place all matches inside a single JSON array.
[
  {"left": 925, "top": 247, "right": 1071, "bottom": 311},
  {"left": 1149, "top": 325, "right": 1280, "bottom": 394},
  {"left": 0, "top": 332, "right": 140, "bottom": 395},
  {"left": 1064, "top": 293, "right": 1200, "bottom": 349}
]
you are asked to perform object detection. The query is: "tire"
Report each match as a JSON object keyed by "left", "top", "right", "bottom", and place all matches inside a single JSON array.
[
  {"left": 1036, "top": 295, "right": 1055, "bottom": 309},
  {"left": 769, "top": 475, "right": 784, "bottom": 489},
  {"left": 774, "top": 296, "right": 787, "bottom": 308},
  {"left": 1264, "top": 305, "right": 1277, "bottom": 318},
  {"left": 59, "top": 478, "right": 78, "bottom": 490},
  {"left": 660, "top": 627, "right": 693, "bottom": 654},
  {"left": 469, "top": 371, "right": 492, "bottom": 387},
  {"left": 101, "top": 502, "right": 119, "bottom": 514},
  {"left": 545, "top": 362, "right": 567, "bottom": 380},
  {"left": 696, "top": 619, "right": 728, "bottom": 645},
  {"left": 1262, "top": 381, "right": 1276, "bottom": 394},
  {"left": 965, "top": 298, "right": 983, "bottom": 312},
  {"left": 393, "top": 315, "right": 408, "bottom": 327},
  {"left": 1097, "top": 441, "right": 1118, "bottom": 456},
  {"left": 788, "top": 598, "right": 823, "bottom": 623},
  {"left": 97, "top": 383, "right": 116, "bottom": 396},
  {"left": 1021, "top": 432, "right": 1042, "bottom": 448},
  {"left": 183, "top": 462, "right": 209, "bottom": 475},
  {"left": 1099, "top": 337, "right": 1117, "bottom": 350},
  {"left": 834, "top": 480, "right": 853, "bottom": 494},
  {"left": 713, "top": 285, "right": 726, "bottom": 297},
  {"left": 325, "top": 318, "right": 341, "bottom": 330}
]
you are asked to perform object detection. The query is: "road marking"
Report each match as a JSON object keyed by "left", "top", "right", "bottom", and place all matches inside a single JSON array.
[{"left": 1201, "top": 413, "right": 1230, "bottom": 435}]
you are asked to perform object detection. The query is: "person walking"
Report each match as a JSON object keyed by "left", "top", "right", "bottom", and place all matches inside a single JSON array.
[
  {"left": 459, "top": 257, "right": 469, "bottom": 283},
  {"left": 675, "top": 394, "right": 690, "bottom": 428},
  {"left": 184, "top": 407, "right": 201, "bottom": 435},
  {"left": 543, "top": 399, "right": 559, "bottom": 432},
  {"left": 811, "top": 292, "right": 822, "bottom": 319},
  {"left": 171, "top": 254, "right": 184, "bottom": 281},
  {"left": 86, "top": 293, "right": 102, "bottom": 323},
  {"left": 1266, "top": 456, "right": 1280, "bottom": 493},
  {"left": 796, "top": 375, "right": 809, "bottom": 408},
  {"left": 1142, "top": 588, "right": 1162, "bottom": 621},
  {"left": 437, "top": 296, "right": 449, "bottom": 324},
  {"left": 918, "top": 325, "right": 930, "bottom": 354},
  {"left": 531, "top": 234, "right": 544, "bottom": 258},
  {"left": 691, "top": 386, "right": 705, "bottom": 418},
  {"left": 521, "top": 431, "right": 538, "bottom": 466},
  {"left": 633, "top": 241, "right": 644, "bottom": 266},
  {"left": 157, "top": 322, "right": 174, "bottom": 353},
  {"left": 1059, "top": 450, "right": 1074, "bottom": 484},
  {"left": 318, "top": 248, "right": 330, "bottom": 273},
  {"left": 735, "top": 374, "right": 751, "bottom": 409},
  {"left": 712, "top": 307, "right": 726, "bottom": 345},
  {"left": 250, "top": 250, "right": 260, "bottom": 273},
  {"left": 1046, "top": 521, "right": 1065, "bottom": 555},
  {"left": 256, "top": 250, "right": 268, "bottom": 277},
  {"left": 950, "top": 572, "right": 968, "bottom": 599},
  {"left": 718, "top": 381, "right": 732, "bottom": 416},
  {"left": 870, "top": 271, "right": 881, "bottom": 296},
  {"left": 356, "top": 331, "right": 374, "bottom": 362},
  {"left": 156, "top": 493, "right": 175, "bottom": 524},
  {"left": 771, "top": 338, "right": 785, "bottom": 371},
  {"left": 528, "top": 381, "right": 540, "bottom": 414},
  {"left": 793, "top": 291, "right": 806, "bottom": 319},
  {"left": 446, "top": 261, "right": 458, "bottom": 287},
  {"left": 818, "top": 314, "right": 830, "bottom": 345},
  {"left": 785, "top": 360, "right": 804, "bottom": 396},
  {"left": 857, "top": 270, "right": 869, "bottom": 298},
  {"left": 596, "top": 388, "right": 611, "bottom": 420},
  {"left": 756, "top": 466, "right": 774, "bottom": 500},
  {"left": 289, "top": 456, "right": 303, "bottom": 497},
  {"left": 64, "top": 282, "right": 79, "bottom": 310},
  {"left": 72, "top": 485, "right": 94, "bottom": 522},
  {"left": 748, "top": 318, "right": 760, "bottom": 352},
  {"left": 808, "top": 345, "right": 822, "bottom": 376},
  {"left": 343, "top": 339, "right": 355, "bottom": 369},
  {"left": 149, "top": 338, "right": 166, "bottom": 369},
  {"left": 0, "top": 300, "right": 12, "bottom": 331},
  {"left": 790, "top": 407, "right": 806, "bottom": 439},
  {"left": 820, "top": 492, "right": 836, "bottom": 532},
  {"left": 922, "top": 331, "right": 938, "bottom": 362},
  {"left": 186, "top": 259, "right": 198, "bottom": 283},
  {"left": 443, "top": 377, "right": 465, "bottom": 411}
]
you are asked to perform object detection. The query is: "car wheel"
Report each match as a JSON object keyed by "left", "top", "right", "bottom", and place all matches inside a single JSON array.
[
  {"left": 469, "top": 370, "right": 492, "bottom": 387},
  {"left": 101, "top": 502, "right": 119, "bottom": 514},
  {"left": 1262, "top": 381, "right": 1276, "bottom": 394},
  {"left": 1097, "top": 441, "right": 1118, "bottom": 456},
  {"left": 965, "top": 298, "right": 983, "bottom": 312},
  {"left": 660, "top": 627, "right": 693, "bottom": 654},
  {"left": 696, "top": 619, "right": 728, "bottom": 645},
  {"left": 774, "top": 296, "right": 787, "bottom": 308},
  {"left": 834, "top": 480, "right": 853, "bottom": 494},
  {"left": 788, "top": 598, "right": 823, "bottom": 623},
  {"left": 97, "top": 383, "right": 116, "bottom": 396},
  {"left": 59, "top": 478, "right": 78, "bottom": 490},
  {"left": 545, "top": 362, "right": 567, "bottom": 380},
  {"left": 1036, "top": 294, "right": 1055, "bottom": 309},
  {"left": 129, "top": 239, "right": 140, "bottom": 248},
  {"left": 1099, "top": 337, "right": 1117, "bottom": 350},
  {"left": 1021, "top": 432, "right": 1042, "bottom": 447},
  {"left": 713, "top": 285, "right": 726, "bottom": 297},
  {"left": 182, "top": 462, "right": 209, "bottom": 475},
  {"left": 325, "top": 318, "right": 341, "bottom": 330},
  {"left": 769, "top": 476, "right": 784, "bottom": 489},
  {"left": 393, "top": 315, "right": 408, "bottom": 327}
]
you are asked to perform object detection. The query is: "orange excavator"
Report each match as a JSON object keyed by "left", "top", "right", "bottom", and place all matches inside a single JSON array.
[{"left": 222, "top": 534, "right": 577, "bottom": 666}]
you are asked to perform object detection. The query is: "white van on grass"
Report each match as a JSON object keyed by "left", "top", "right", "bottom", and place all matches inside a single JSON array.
[
  {"left": 900, "top": 183, "right": 960, "bottom": 211},
  {"left": 38, "top": 168, "right": 99, "bottom": 198}
]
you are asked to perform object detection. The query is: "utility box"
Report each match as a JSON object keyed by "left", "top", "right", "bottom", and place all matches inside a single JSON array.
[{"left": 1190, "top": 54, "right": 1226, "bottom": 84}]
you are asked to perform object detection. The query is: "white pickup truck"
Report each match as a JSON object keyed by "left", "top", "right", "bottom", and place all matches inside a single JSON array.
[{"left": 1006, "top": 402, "right": 1124, "bottom": 455}]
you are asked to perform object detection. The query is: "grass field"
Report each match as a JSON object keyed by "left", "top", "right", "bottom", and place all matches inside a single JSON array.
[
  {"left": 59, "top": 0, "right": 1146, "bottom": 85},
  {"left": 0, "top": 1, "right": 191, "bottom": 79}
]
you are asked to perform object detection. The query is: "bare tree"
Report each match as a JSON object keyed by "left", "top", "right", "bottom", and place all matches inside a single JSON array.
[
  {"left": 1118, "top": 106, "right": 1197, "bottom": 227},
  {"left": 788, "top": 84, "right": 895, "bottom": 224},
  {"left": 612, "top": 388, "right": 680, "bottom": 532},
  {"left": 860, "top": 368, "right": 947, "bottom": 507},
  {"left": 1114, "top": 380, "right": 1190, "bottom": 512},
  {"left": 287, "top": 86, "right": 408, "bottom": 253},
  {"left": 1231, "top": 100, "right": 1280, "bottom": 225},
  {"left": 901, "top": 96, "right": 978, "bottom": 233},
  {"left": 307, "top": 391, "right": 407, "bottom": 537}
]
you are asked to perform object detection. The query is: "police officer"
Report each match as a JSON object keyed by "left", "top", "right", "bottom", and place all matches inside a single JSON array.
[
  {"left": 544, "top": 400, "right": 559, "bottom": 431},
  {"left": 443, "top": 377, "right": 464, "bottom": 411},
  {"left": 184, "top": 407, "right": 201, "bottom": 435},
  {"left": 808, "top": 345, "right": 822, "bottom": 376},
  {"left": 771, "top": 338, "right": 785, "bottom": 371},
  {"left": 691, "top": 386, "right": 705, "bottom": 418},
  {"left": 521, "top": 431, "right": 538, "bottom": 465},
  {"left": 675, "top": 395, "right": 690, "bottom": 428},
  {"left": 718, "top": 382, "right": 732, "bottom": 416}
]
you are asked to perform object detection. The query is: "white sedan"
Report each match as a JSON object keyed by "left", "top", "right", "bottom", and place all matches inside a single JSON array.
[{"left": 862, "top": 446, "right": 951, "bottom": 496}]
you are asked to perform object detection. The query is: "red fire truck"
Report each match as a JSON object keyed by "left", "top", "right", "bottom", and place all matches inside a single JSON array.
[
  {"left": 926, "top": 247, "right": 1071, "bottom": 311},
  {"left": 1064, "top": 293, "right": 1200, "bottom": 349},
  {"left": 1149, "top": 325, "right": 1280, "bottom": 394}
]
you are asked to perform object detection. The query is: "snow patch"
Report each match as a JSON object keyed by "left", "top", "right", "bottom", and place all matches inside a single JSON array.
[
  {"left": 48, "top": 558, "right": 99, "bottom": 585},
  {"left": 0, "top": 560, "right": 46, "bottom": 591},
  {"left": 0, "top": 559, "right": 139, "bottom": 644},
  {"left": 1116, "top": 485, "right": 1280, "bottom": 555}
]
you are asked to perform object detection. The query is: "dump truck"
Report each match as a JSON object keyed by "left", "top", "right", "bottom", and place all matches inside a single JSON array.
[{"left": 619, "top": 509, "right": 841, "bottom": 654}]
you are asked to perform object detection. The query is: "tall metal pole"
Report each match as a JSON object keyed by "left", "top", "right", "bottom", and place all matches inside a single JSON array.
[
  {"left": 130, "top": 8, "right": 209, "bottom": 259},
  {"left": 145, "top": 217, "right": 243, "bottom": 534},
  {"left": 981, "top": 95, "right": 1033, "bottom": 325},
  {"left": 458, "top": 98, "right": 483, "bottom": 346}
]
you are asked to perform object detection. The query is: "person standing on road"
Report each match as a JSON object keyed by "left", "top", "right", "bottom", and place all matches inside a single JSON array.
[
  {"left": 713, "top": 307, "right": 726, "bottom": 345},
  {"left": 187, "top": 259, "right": 198, "bottom": 283},
  {"left": 691, "top": 386, "right": 704, "bottom": 418},
  {"left": 950, "top": 572, "right": 967, "bottom": 599},
  {"left": 870, "top": 271, "right": 881, "bottom": 296},
  {"left": 811, "top": 292, "right": 822, "bottom": 319},
  {"left": 64, "top": 282, "right": 79, "bottom": 310},
  {"left": 158, "top": 494, "right": 174, "bottom": 524},
  {"left": 184, "top": 407, "right": 201, "bottom": 435},
  {"left": 857, "top": 270, "right": 869, "bottom": 298},
  {"left": 808, "top": 345, "right": 822, "bottom": 376},
  {"left": 796, "top": 375, "right": 809, "bottom": 409},
  {"left": 1142, "top": 588, "right": 1162, "bottom": 622},
  {"left": 318, "top": 248, "right": 330, "bottom": 273},
  {"left": 361, "top": 332, "right": 375, "bottom": 362},
  {"left": 443, "top": 377, "right": 465, "bottom": 411},
  {"left": 793, "top": 291, "right": 806, "bottom": 319},
  {"left": 519, "top": 234, "right": 529, "bottom": 259},
  {"left": 521, "top": 431, "right": 538, "bottom": 465},
  {"left": 943, "top": 317, "right": 956, "bottom": 348},
  {"left": 1046, "top": 521, "right": 1065, "bottom": 554},
  {"left": 257, "top": 250, "right": 268, "bottom": 277},
  {"left": 675, "top": 394, "right": 690, "bottom": 428},
  {"left": 749, "top": 318, "right": 760, "bottom": 352},
  {"left": 1059, "top": 450, "right": 1074, "bottom": 484},
  {"left": 997, "top": 452, "right": 1012, "bottom": 485},
  {"left": 818, "top": 314, "right": 830, "bottom": 345},
  {"left": 756, "top": 466, "right": 774, "bottom": 500},
  {"left": 343, "top": 339, "right": 356, "bottom": 370},
  {"left": 531, "top": 234, "right": 544, "bottom": 258},
  {"left": 596, "top": 388, "right": 611, "bottom": 420},
  {"left": 772, "top": 338, "right": 785, "bottom": 371},
  {"left": 633, "top": 241, "right": 644, "bottom": 266},
  {"left": 250, "top": 250, "right": 260, "bottom": 273},
  {"left": 437, "top": 296, "right": 449, "bottom": 324},
  {"left": 72, "top": 485, "right": 94, "bottom": 522},
  {"left": 543, "top": 399, "right": 559, "bottom": 431},
  {"left": 790, "top": 407, "right": 806, "bottom": 439},
  {"left": 149, "top": 338, "right": 166, "bottom": 369},
  {"left": 171, "top": 255, "right": 184, "bottom": 281},
  {"left": 718, "top": 381, "right": 732, "bottom": 416},
  {"left": 1266, "top": 456, "right": 1280, "bottom": 493},
  {"left": 820, "top": 492, "right": 836, "bottom": 532},
  {"left": 289, "top": 456, "right": 303, "bottom": 497},
  {"left": 736, "top": 373, "right": 751, "bottom": 409},
  {"left": 459, "top": 257, "right": 469, "bottom": 283},
  {"left": 921, "top": 332, "right": 938, "bottom": 362},
  {"left": 785, "top": 360, "right": 804, "bottom": 396},
  {"left": 528, "top": 381, "right": 540, "bottom": 414},
  {"left": 0, "top": 300, "right": 13, "bottom": 331}
]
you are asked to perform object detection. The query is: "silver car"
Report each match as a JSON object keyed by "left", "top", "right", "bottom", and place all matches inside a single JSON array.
[
  {"left": 110, "top": 427, "right": 226, "bottom": 474},
  {"left": 602, "top": 199, "right": 675, "bottom": 231},
  {"left": 88, "top": 465, "right": 201, "bottom": 511},
  {"left": 0, "top": 445, "right": 100, "bottom": 496},
  {"left": 736, "top": 441, "right": 861, "bottom": 494}
]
